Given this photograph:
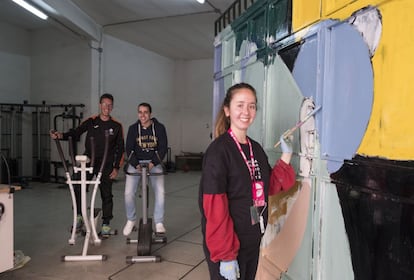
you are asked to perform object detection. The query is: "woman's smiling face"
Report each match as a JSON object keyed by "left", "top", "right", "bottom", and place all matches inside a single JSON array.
[{"left": 224, "top": 87, "right": 257, "bottom": 133}]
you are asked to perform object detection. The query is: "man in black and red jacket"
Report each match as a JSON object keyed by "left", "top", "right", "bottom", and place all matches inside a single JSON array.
[{"left": 51, "top": 93, "right": 124, "bottom": 235}]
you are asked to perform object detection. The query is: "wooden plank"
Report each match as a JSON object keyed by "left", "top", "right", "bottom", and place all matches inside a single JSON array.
[{"left": 0, "top": 185, "right": 22, "bottom": 193}]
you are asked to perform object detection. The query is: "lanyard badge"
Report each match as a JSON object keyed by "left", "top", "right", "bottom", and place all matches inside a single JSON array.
[{"left": 252, "top": 181, "right": 265, "bottom": 207}]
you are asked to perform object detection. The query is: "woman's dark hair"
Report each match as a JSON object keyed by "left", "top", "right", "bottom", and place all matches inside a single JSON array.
[
  {"left": 138, "top": 102, "right": 152, "bottom": 113},
  {"left": 214, "top": 83, "right": 257, "bottom": 138}
]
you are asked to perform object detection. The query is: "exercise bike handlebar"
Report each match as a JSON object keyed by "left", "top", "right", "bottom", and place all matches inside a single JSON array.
[
  {"left": 54, "top": 137, "right": 69, "bottom": 173},
  {"left": 53, "top": 131, "right": 109, "bottom": 173},
  {"left": 124, "top": 164, "right": 167, "bottom": 176},
  {"left": 68, "top": 136, "right": 76, "bottom": 168},
  {"left": 123, "top": 151, "right": 167, "bottom": 176}
]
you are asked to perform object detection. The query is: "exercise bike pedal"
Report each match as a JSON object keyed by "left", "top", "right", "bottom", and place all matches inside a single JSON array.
[{"left": 153, "top": 232, "right": 167, "bottom": 243}]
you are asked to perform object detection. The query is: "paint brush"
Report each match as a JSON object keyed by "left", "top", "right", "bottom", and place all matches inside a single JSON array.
[{"left": 274, "top": 106, "right": 322, "bottom": 148}]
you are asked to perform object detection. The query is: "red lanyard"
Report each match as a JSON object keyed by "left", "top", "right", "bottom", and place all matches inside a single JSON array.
[{"left": 228, "top": 129, "right": 255, "bottom": 181}]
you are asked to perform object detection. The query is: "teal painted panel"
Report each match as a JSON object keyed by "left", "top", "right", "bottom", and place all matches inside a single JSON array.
[
  {"left": 263, "top": 55, "right": 302, "bottom": 163},
  {"left": 244, "top": 61, "right": 266, "bottom": 143},
  {"left": 228, "top": 0, "right": 292, "bottom": 65},
  {"left": 234, "top": 23, "right": 249, "bottom": 57},
  {"left": 268, "top": 0, "right": 291, "bottom": 41},
  {"left": 231, "top": 1, "right": 265, "bottom": 63},
  {"left": 251, "top": 9, "right": 267, "bottom": 51}
]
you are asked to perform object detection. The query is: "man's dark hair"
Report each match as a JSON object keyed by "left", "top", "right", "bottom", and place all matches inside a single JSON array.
[
  {"left": 100, "top": 93, "right": 114, "bottom": 104},
  {"left": 138, "top": 102, "right": 152, "bottom": 113}
]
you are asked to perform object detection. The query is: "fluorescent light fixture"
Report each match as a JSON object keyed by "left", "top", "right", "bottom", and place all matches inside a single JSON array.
[
  {"left": 12, "top": 0, "right": 48, "bottom": 20},
  {"left": 196, "top": 0, "right": 205, "bottom": 3}
]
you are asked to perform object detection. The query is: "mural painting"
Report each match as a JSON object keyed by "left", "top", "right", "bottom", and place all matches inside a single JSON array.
[{"left": 213, "top": 0, "right": 414, "bottom": 279}]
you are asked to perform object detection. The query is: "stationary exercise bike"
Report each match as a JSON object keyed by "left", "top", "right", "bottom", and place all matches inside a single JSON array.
[
  {"left": 125, "top": 158, "right": 167, "bottom": 264},
  {"left": 53, "top": 130, "right": 110, "bottom": 262}
]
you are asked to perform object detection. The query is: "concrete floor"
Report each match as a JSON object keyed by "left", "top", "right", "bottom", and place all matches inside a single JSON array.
[{"left": 0, "top": 171, "right": 209, "bottom": 280}]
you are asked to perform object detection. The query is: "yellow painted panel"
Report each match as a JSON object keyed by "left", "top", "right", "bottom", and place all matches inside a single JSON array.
[
  {"left": 323, "top": 0, "right": 355, "bottom": 15},
  {"left": 358, "top": 0, "right": 414, "bottom": 159},
  {"left": 321, "top": 0, "right": 388, "bottom": 20},
  {"left": 293, "top": 0, "right": 388, "bottom": 32},
  {"left": 292, "top": 0, "right": 321, "bottom": 31}
]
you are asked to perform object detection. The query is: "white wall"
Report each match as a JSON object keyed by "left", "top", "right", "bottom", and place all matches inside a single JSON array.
[
  {"left": 31, "top": 27, "right": 92, "bottom": 111},
  {"left": 174, "top": 59, "right": 213, "bottom": 154},
  {"left": 0, "top": 22, "right": 30, "bottom": 103}
]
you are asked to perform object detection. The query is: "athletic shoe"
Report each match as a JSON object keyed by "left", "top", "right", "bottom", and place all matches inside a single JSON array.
[
  {"left": 123, "top": 220, "right": 135, "bottom": 236},
  {"left": 155, "top": 223, "right": 166, "bottom": 233},
  {"left": 101, "top": 224, "right": 111, "bottom": 235}
]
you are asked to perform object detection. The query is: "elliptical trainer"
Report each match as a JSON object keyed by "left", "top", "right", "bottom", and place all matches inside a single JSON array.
[{"left": 53, "top": 130, "right": 109, "bottom": 262}]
